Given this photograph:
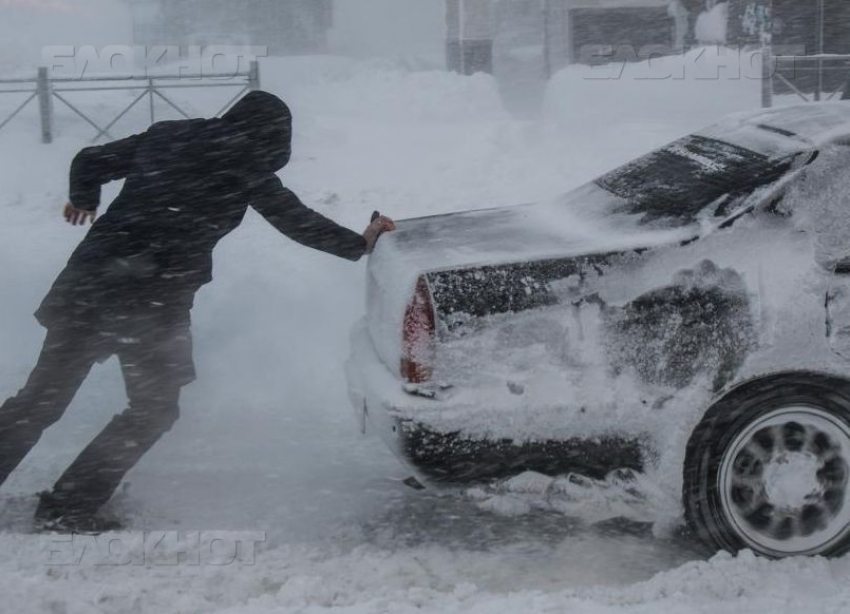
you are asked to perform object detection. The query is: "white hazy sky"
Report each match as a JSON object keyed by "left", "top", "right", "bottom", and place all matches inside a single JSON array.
[
  {"left": 0, "top": 0, "right": 132, "bottom": 72},
  {"left": 331, "top": 0, "right": 444, "bottom": 60},
  {"left": 0, "top": 0, "right": 446, "bottom": 73}
]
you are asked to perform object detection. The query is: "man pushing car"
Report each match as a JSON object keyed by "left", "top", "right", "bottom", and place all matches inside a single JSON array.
[{"left": 0, "top": 91, "right": 395, "bottom": 532}]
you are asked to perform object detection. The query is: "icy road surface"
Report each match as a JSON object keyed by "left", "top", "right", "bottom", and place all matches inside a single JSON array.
[{"left": 1, "top": 51, "right": 850, "bottom": 612}]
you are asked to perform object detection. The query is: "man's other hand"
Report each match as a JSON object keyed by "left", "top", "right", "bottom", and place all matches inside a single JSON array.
[
  {"left": 63, "top": 202, "right": 96, "bottom": 226},
  {"left": 363, "top": 214, "right": 396, "bottom": 254}
]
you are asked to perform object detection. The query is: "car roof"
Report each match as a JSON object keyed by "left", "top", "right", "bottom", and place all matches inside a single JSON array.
[{"left": 699, "top": 102, "right": 850, "bottom": 155}]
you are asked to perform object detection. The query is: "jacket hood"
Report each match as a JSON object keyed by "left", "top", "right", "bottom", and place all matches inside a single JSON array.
[{"left": 222, "top": 91, "right": 292, "bottom": 172}]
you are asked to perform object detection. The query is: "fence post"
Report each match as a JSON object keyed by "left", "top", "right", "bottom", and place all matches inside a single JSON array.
[
  {"left": 36, "top": 66, "right": 53, "bottom": 143},
  {"left": 149, "top": 79, "right": 155, "bottom": 123},
  {"left": 761, "top": 46, "right": 774, "bottom": 109},
  {"left": 248, "top": 60, "right": 261, "bottom": 91},
  {"left": 816, "top": 0, "right": 824, "bottom": 102}
]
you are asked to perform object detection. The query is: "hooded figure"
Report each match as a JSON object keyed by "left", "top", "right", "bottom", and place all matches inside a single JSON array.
[
  {"left": 222, "top": 89, "right": 293, "bottom": 171},
  {"left": 0, "top": 91, "right": 394, "bottom": 532},
  {"left": 36, "top": 91, "right": 368, "bottom": 333}
]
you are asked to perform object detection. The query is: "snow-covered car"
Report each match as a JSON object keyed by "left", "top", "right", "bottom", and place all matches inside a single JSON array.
[{"left": 346, "top": 102, "right": 850, "bottom": 559}]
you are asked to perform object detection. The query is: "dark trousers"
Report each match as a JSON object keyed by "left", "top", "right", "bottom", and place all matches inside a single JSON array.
[{"left": 0, "top": 321, "right": 192, "bottom": 518}]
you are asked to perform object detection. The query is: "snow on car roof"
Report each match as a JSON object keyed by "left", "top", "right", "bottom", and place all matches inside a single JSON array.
[{"left": 702, "top": 101, "right": 850, "bottom": 151}]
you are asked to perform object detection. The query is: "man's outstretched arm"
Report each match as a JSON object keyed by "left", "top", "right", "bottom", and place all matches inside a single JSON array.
[
  {"left": 65, "top": 132, "right": 146, "bottom": 225},
  {"left": 248, "top": 175, "right": 394, "bottom": 261}
]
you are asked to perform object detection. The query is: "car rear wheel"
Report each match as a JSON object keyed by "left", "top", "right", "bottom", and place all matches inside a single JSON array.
[{"left": 684, "top": 373, "right": 850, "bottom": 558}]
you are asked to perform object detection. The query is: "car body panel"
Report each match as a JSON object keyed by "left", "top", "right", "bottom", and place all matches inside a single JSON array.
[{"left": 347, "top": 102, "right": 850, "bottom": 498}]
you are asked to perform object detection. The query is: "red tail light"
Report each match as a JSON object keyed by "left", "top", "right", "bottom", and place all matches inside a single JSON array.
[{"left": 401, "top": 276, "right": 436, "bottom": 383}]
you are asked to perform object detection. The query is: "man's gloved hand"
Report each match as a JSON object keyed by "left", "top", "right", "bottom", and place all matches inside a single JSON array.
[
  {"left": 63, "top": 202, "right": 96, "bottom": 226},
  {"left": 363, "top": 212, "right": 396, "bottom": 254}
]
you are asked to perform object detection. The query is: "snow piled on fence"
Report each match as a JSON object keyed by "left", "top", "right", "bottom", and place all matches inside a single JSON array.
[{"left": 0, "top": 50, "right": 848, "bottom": 612}]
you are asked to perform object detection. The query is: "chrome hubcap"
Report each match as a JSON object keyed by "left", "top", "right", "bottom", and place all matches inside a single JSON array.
[{"left": 719, "top": 406, "right": 850, "bottom": 556}]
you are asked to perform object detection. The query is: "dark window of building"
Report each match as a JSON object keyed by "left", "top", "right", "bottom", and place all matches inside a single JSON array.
[{"left": 571, "top": 7, "right": 675, "bottom": 64}]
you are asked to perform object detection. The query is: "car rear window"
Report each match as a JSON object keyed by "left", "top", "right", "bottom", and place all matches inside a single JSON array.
[{"left": 594, "top": 135, "right": 794, "bottom": 226}]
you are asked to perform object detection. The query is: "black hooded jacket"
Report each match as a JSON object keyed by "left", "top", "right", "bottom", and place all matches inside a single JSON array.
[{"left": 35, "top": 91, "right": 367, "bottom": 331}]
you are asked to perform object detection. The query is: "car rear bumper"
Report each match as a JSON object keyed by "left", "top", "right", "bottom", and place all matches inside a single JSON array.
[
  {"left": 344, "top": 320, "right": 408, "bottom": 455},
  {"left": 345, "top": 321, "right": 644, "bottom": 485}
]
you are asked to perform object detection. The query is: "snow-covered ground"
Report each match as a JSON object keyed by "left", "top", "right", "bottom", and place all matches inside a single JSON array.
[{"left": 1, "top": 49, "right": 849, "bottom": 612}]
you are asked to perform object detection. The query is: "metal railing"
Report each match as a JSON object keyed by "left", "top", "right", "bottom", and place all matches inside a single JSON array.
[
  {"left": 762, "top": 49, "right": 850, "bottom": 108},
  {"left": 0, "top": 60, "right": 260, "bottom": 143}
]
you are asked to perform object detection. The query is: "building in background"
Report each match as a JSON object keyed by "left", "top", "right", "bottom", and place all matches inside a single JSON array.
[
  {"left": 449, "top": 0, "right": 703, "bottom": 79},
  {"left": 128, "top": 0, "right": 333, "bottom": 56},
  {"left": 446, "top": 0, "right": 496, "bottom": 75},
  {"left": 556, "top": 0, "right": 686, "bottom": 66},
  {"left": 725, "top": 0, "right": 850, "bottom": 95},
  {"left": 728, "top": 0, "right": 850, "bottom": 53}
]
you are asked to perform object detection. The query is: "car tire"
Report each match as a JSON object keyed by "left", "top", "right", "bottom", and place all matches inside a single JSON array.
[{"left": 683, "top": 372, "right": 850, "bottom": 558}]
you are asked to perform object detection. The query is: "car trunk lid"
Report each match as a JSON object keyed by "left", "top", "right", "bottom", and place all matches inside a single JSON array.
[{"left": 364, "top": 186, "right": 694, "bottom": 379}]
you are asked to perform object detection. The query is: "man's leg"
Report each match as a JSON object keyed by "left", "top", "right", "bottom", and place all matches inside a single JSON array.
[
  {"left": 37, "top": 325, "right": 191, "bottom": 521},
  {"left": 0, "top": 328, "right": 100, "bottom": 486}
]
